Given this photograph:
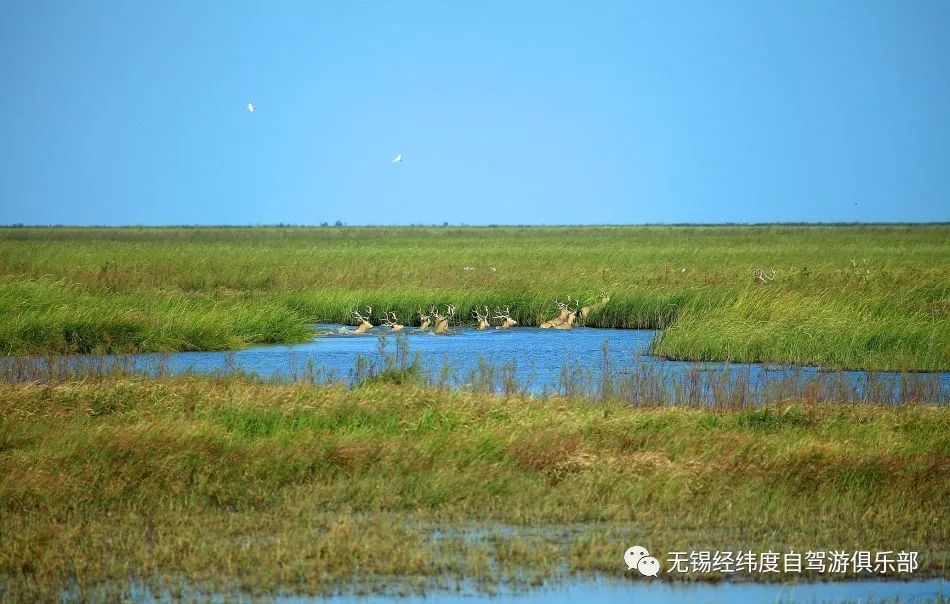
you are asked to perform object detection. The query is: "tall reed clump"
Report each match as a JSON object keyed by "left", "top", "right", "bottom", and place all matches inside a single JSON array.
[{"left": 653, "top": 283, "right": 949, "bottom": 371}]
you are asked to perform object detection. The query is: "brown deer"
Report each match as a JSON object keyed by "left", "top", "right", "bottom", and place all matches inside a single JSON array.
[
  {"left": 579, "top": 292, "right": 609, "bottom": 321},
  {"left": 380, "top": 311, "right": 405, "bottom": 331},
  {"left": 433, "top": 304, "right": 455, "bottom": 335},
  {"left": 492, "top": 306, "right": 518, "bottom": 329},
  {"left": 417, "top": 307, "right": 434, "bottom": 331},
  {"left": 348, "top": 307, "right": 374, "bottom": 334},
  {"left": 540, "top": 299, "right": 572, "bottom": 329},
  {"left": 473, "top": 305, "right": 491, "bottom": 330},
  {"left": 550, "top": 298, "right": 579, "bottom": 330}
]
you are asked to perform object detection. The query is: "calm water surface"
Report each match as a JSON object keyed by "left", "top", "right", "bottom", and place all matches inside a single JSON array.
[
  {"left": 123, "top": 578, "right": 947, "bottom": 604},
  {"left": 311, "top": 578, "right": 948, "bottom": 604},
  {"left": 76, "top": 325, "right": 950, "bottom": 402}
]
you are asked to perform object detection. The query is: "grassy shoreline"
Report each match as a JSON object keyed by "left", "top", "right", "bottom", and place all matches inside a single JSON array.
[
  {"left": 1, "top": 225, "right": 948, "bottom": 370},
  {"left": 1, "top": 374, "right": 947, "bottom": 600}
]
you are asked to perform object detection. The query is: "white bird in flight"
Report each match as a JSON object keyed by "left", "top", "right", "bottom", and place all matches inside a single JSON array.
[
  {"left": 392, "top": 153, "right": 402, "bottom": 164},
  {"left": 247, "top": 103, "right": 255, "bottom": 113}
]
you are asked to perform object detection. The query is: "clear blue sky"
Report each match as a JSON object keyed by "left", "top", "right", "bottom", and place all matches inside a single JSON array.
[{"left": 2, "top": 1, "right": 948, "bottom": 225}]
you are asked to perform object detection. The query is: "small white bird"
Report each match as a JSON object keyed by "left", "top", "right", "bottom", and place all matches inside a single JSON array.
[
  {"left": 392, "top": 153, "right": 402, "bottom": 163},
  {"left": 247, "top": 103, "right": 255, "bottom": 113}
]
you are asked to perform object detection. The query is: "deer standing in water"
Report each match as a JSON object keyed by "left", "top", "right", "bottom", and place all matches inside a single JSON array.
[
  {"left": 579, "top": 292, "right": 609, "bottom": 322},
  {"left": 540, "top": 299, "right": 572, "bottom": 329},
  {"left": 473, "top": 306, "right": 491, "bottom": 330},
  {"left": 553, "top": 300, "right": 579, "bottom": 330},
  {"left": 380, "top": 311, "right": 405, "bottom": 331},
  {"left": 432, "top": 305, "right": 455, "bottom": 335},
  {"left": 492, "top": 306, "right": 518, "bottom": 329},
  {"left": 348, "top": 307, "right": 374, "bottom": 334},
  {"left": 417, "top": 307, "right": 434, "bottom": 331}
]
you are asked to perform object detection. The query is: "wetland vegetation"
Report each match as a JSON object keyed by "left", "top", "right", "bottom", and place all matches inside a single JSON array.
[
  {"left": 0, "top": 225, "right": 947, "bottom": 371},
  {"left": 1, "top": 371, "right": 947, "bottom": 600},
  {"left": 1, "top": 225, "right": 947, "bottom": 600}
]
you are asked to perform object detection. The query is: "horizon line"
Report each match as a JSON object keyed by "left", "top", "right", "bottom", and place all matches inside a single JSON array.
[{"left": 1, "top": 222, "right": 949, "bottom": 229}]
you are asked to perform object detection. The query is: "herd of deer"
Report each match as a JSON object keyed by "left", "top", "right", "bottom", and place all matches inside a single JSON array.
[{"left": 342, "top": 294, "right": 609, "bottom": 335}]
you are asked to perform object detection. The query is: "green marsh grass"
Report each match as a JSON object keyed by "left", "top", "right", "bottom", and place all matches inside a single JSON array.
[{"left": 0, "top": 225, "right": 947, "bottom": 369}]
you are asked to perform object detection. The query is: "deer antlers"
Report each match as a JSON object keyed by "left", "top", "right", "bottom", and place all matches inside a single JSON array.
[
  {"left": 542, "top": 297, "right": 581, "bottom": 329},
  {"left": 753, "top": 268, "right": 776, "bottom": 283},
  {"left": 491, "top": 305, "right": 510, "bottom": 320},
  {"left": 473, "top": 305, "right": 490, "bottom": 330},
  {"left": 417, "top": 307, "right": 433, "bottom": 330},
  {"left": 345, "top": 306, "right": 375, "bottom": 334},
  {"left": 351, "top": 306, "right": 372, "bottom": 324},
  {"left": 352, "top": 303, "right": 530, "bottom": 332},
  {"left": 491, "top": 305, "right": 518, "bottom": 329},
  {"left": 431, "top": 305, "right": 455, "bottom": 334},
  {"left": 380, "top": 311, "right": 404, "bottom": 330}
]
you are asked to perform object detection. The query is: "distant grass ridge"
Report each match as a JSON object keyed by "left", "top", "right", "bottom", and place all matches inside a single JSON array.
[{"left": 0, "top": 225, "right": 947, "bottom": 370}]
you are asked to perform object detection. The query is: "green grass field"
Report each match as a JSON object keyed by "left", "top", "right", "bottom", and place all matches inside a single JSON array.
[
  {"left": 1, "top": 225, "right": 948, "bottom": 370},
  {"left": 1, "top": 374, "right": 947, "bottom": 600}
]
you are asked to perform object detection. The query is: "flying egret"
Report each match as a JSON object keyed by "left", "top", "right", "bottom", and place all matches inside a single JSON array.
[
  {"left": 392, "top": 153, "right": 402, "bottom": 163},
  {"left": 247, "top": 103, "right": 255, "bottom": 113}
]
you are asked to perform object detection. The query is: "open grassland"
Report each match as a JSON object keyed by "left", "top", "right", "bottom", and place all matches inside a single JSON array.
[
  {"left": 0, "top": 225, "right": 947, "bottom": 370},
  {"left": 0, "top": 375, "right": 947, "bottom": 600}
]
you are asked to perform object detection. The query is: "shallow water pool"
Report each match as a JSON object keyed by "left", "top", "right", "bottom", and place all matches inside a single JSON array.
[
  {"left": 35, "top": 325, "right": 948, "bottom": 403},
  {"left": 309, "top": 578, "right": 947, "bottom": 604}
]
